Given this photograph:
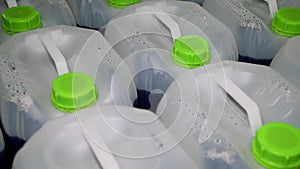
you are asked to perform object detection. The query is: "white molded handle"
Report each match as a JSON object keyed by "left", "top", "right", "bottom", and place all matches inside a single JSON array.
[
  {"left": 264, "top": 0, "right": 278, "bottom": 18},
  {"left": 39, "top": 33, "right": 69, "bottom": 76},
  {"left": 6, "top": 0, "right": 17, "bottom": 8},
  {"left": 83, "top": 134, "right": 121, "bottom": 169},
  {"left": 199, "top": 73, "right": 263, "bottom": 144},
  {"left": 136, "top": 6, "right": 181, "bottom": 42}
]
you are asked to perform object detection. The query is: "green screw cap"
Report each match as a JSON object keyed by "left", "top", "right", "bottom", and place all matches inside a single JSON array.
[
  {"left": 108, "top": 0, "right": 140, "bottom": 8},
  {"left": 252, "top": 122, "right": 300, "bottom": 169},
  {"left": 172, "top": 35, "right": 211, "bottom": 69},
  {"left": 51, "top": 72, "right": 98, "bottom": 113},
  {"left": 272, "top": 8, "right": 300, "bottom": 37},
  {"left": 2, "top": 6, "right": 42, "bottom": 35}
]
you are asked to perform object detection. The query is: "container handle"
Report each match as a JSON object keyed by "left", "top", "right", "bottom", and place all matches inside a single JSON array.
[
  {"left": 264, "top": 0, "right": 278, "bottom": 18},
  {"left": 6, "top": 0, "right": 17, "bottom": 8},
  {"left": 199, "top": 73, "right": 263, "bottom": 144},
  {"left": 39, "top": 33, "right": 69, "bottom": 76},
  {"left": 136, "top": 6, "right": 181, "bottom": 42},
  {"left": 83, "top": 133, "right": 121, "bottom": 169}
]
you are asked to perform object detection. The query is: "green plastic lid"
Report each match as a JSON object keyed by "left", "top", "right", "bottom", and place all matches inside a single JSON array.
[
  {"left": 51, "top": 72, "right": 98, "bottom": 113},
  {"left": 172, "top": 35, "right": 211, "bottom": 69},
  {"left": 252, "top": 122, "right": 300, "bottom": 169},
  {"left": 2, "top": 6, "right": 42, "bottom": 35},
  {"left": 272, "top": 8, "right": 300, "bottom": 37},
  {"left": 108, "top": 0, "right": 140, "bottom": 8}
]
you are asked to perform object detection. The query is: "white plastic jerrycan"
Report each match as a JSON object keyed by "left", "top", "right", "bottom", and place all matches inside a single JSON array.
[
  {"left": 271, "top": 35, "right": 300, "bottom": 89},
  {"left": 66, "top": 0, "right": 149, "bottom": 29},
  {"left": 66, "top": 0, "right": 204, "bottom": 30},
  {"left": 203, "top": 0, "right": 300, "bottom": 65},
  {"left": 0, "top": 25, "right": 137, "bottom": 141},
  {"left": 105, "top": 0, "right": 237, "bottom": 112},
  {"left": 156, "top": 61, "right": 300, "bottom": 169},
  {"left": 12, "top": 105, "right": 199, "bottom": 169},
  {"left": 0, "top": 0, "right": 76, "bottom": 44}
]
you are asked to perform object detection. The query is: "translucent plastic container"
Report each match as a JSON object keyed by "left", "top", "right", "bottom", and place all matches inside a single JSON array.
[
  {"left": 13, "top": 105, "right": 199, "bottom": 169},
  {"left": 66, "top": 0, "right": 148, "bottom": 29},
  {"left": 0, "top": 25, "right": 137, "bottom": 142},
  {"left": 271, "top": 35, "right": 300, "bottom": 89},
  {"left": 156, "top": 61, "right": 300, "bottom": 169},
  {"left": 203, "top": 0, "right": 300, "bottom": 65},
  {"left": 0, "top": 0, "right": 76, "bottom": 44},
  {"left": 105, "top": 0, "right": 237, "bottom": 111},
  {"left": 66, "top": 0, "right": 205, "bottom": 30}
]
